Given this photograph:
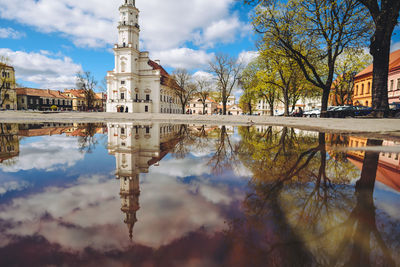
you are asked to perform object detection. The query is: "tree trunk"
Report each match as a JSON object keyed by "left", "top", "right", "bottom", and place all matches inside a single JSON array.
[
  {"left": 269, "top": 102, "right": 274, "bottom": 116},
  {"left": 370, "top": 33, "right": 391, "bottom": 117},
  {"left": 320, "top": 87, "right": 330, "bottom": 118},
  {"left": 284, "top": 89, "right": 290, "bottom": 117},
  {"left": 223, "top": 100, "right": 227, "bottom": 115}
]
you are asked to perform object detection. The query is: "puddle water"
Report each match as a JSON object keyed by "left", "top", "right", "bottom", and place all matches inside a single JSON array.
[{"left": 0, "top": 123, "right": 399, "bottom": 266}]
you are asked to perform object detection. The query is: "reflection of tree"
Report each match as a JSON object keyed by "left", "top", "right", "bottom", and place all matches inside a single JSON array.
[
  {"left": 78, "top": 124, "right": 99, "bottom": 154},
  {"left": 335, "top": 139, "right": 395, "bottom": 267},
  {"left": 232, "top": 127, "right": 398, "bottom": 265},
  {"left": 172, "top": 125, "right": 195, "bottom": 159},
  {"left": 208, "top": 126, "right": 238, "bottom": 174}
]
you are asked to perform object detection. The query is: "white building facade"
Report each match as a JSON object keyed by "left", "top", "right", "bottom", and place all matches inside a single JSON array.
[{"left": 106, "top": 0, "right": 182, "bottom": 113}]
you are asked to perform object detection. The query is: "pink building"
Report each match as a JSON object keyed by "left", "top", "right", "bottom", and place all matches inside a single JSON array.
[{"left": 388, "top": 62, "right": 400, "bottom": 104}]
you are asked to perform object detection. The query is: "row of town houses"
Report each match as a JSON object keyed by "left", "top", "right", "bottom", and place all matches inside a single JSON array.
[{"left": 0, "top": 64, "right": 106, "bottom": 111}]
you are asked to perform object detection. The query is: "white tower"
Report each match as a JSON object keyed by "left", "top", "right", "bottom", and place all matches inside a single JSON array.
[{"left": 106, "top": 0, "right": 141, "bottom": 113}]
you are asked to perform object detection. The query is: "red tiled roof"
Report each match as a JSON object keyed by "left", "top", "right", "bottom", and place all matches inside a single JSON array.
[
  {"left": 355, "top": 49, "right": 400, "bottom": 79},
  {"left": 63, "top": 89, "right": 85, "bottom": 99},
  {"left": 148, "top": 60, "right": 183, "bottom": 91},
  {"left": 16, "top": 88, "right": 71, "bottom": 99}
]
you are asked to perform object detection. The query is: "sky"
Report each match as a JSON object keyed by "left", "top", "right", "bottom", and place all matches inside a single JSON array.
[
  {"left": 0, "top": 0, "right": 399, "bottom": 94},
  {"left": 0, "top": 0, "right": 258, "bottom": 91}
]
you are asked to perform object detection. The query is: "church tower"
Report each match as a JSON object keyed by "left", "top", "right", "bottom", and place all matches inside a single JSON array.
[{"left": 106, "top": 0, "right": 183, "bottom": 114}]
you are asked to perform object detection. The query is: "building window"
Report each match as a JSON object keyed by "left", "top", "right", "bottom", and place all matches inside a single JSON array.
[
  {"left": 36, "top": 99, "right": 39, "bottom": 105},
  {"left": 355, "top": 85, "right": 358, "bottom": 95},
  {"left": 397, "top": 78, "right": 400, "bottom": 90},
  {"left": 21, "top": 98, "right": 24, "bottom": 104},
  {"left": 361, "top": 84, "right": 364, "bottom": 95},
  {"left": 390, "top": 80, "right": 394, "bottom": 91},
  {"left": 121, "top": 93, "right": 125, "bottom": 100},
  {"left": 121, "top": 128, "right": 125, "bottom": 135},
  {"left": 145, "top": 105, "right": 148, "bottom": 112},
  {"left": 146, "top": 127, "right": 150, "bottom": 134},
  {"left": 30, "top": 99, "right": 33, "bottom": 104},
  {"left": 121, "top": 81, "right": 125, "bottom": 85},
  {"left": 367, "top": 82, "right": 370, "bottom": 94},
  {"left": 146, "top": 94, "right": 150, "bottom": 101}
]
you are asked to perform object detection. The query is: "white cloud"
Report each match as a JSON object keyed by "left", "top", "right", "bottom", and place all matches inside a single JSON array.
[
  {"left": 195, "top": 16, "right": 251, "bottom": 48},
  {"left": 237, "top": 50, "right": 258, "bottom": 66},
  {"left": 0, "top": 48, "right": 82, "bottom": 89},
  {"left": 0, "top": 135, "right": 84, "bottom": 173},
  {"left": 152, "top": 48, "right": 214, "bottom": 69},
  {"left": 0, "top": 0, "right": 249, "bottom": 70},
  {"left": 0, "top": 27, "right": 25, "bottom": 39}
]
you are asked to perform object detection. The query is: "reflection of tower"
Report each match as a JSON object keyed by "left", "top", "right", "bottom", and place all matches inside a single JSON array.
[{"left": 108, "top": 123, "right": 181, "bottom": 239}]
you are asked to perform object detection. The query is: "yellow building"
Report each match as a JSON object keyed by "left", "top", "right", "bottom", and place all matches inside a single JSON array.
[
  {"left": 353, "top": 49, "right": 400, "bottom": 107},
  {"left": 63, "top": 89, "right": 105, "bottom": 111},
  {"left": 0, "top": 63, "right": 17, "bottom": 110}
]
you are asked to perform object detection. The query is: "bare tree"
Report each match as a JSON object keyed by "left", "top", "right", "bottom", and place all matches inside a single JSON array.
[
  {"left": 209, "top": 53, "right": 243, "bottom": 115},
  {"left": 194, "top": 76, "right": 212, "bottom": 115},
  {"left": 170, "top": 69, "right": 196, "bottom": 114},
  {"left": 76, "top": 71, "right": 97, "bottom": 111}
]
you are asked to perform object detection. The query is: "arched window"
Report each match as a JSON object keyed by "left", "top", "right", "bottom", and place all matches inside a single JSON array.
[
  {"left": 361, "top": 84, "right": 364, "bottom": 95},
  {"left": 367, "top": 82, "right": 371, "bottom": 94},
  {"left": 355, "top": 85, "right": 358, "bottom": 95}
]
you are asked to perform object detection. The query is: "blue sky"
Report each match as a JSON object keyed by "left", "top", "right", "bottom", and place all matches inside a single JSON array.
[
  {"left": 0, "top": 0, "right": 399, "bottom": 93},
  {"left": 0, "top": 0, "right": 257, "bottom": 91}
]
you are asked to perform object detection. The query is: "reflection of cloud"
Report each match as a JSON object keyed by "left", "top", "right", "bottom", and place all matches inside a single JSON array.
[
  {"left": 136, "top": 172, "right": 243, "bottom": 248},
  {"left": 150, "top": 156, "right": 211, "bottom": 178},
  {"left": 0, "top": 180, "right": 30, "bottom": 195},
  {"left": 233, "top": 162, "right": 253, "bottom": 178},
  {"left": 0, "top": 135, "right": 84, "bottom": 173},
  {"left": 0, "top": 168, "right": 244, "bottom": 252},
  {"left": 375, "top": 182, "right": 400, "bottom": 220},
  {"left": 0, "top": 174, "right": 127, "bottom": 251}
]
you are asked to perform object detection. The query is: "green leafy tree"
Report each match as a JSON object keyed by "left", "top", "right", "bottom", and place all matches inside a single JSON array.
[
  {"left": 331, "top": 50, "right": 372, "bottom": 106},
  {"left": 251, "top": 0, "right": 373, "bottom": 116}
]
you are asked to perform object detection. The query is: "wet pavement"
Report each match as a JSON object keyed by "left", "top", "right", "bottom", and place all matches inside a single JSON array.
[{"left": 0, "top": 123, "right": 399, "bottom": 267}]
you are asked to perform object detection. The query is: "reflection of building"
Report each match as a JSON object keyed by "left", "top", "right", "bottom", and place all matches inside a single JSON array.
[
  {"left": 106, "top": 0, "right": 182, "bottom": 114},
  {"left": 0, "top": 124, "right": 19, "bottom": 163},
  {"left": 107, "top": 123, "right": 180, "bottom": 239},
  {"left": 347, "top": 136, "right": 400, "bottom": 192}
]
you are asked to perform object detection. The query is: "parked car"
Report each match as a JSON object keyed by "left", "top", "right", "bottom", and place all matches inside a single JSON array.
[
  {"left": 303, "top": 108, "right": 321, "bottom": 118},
  {"left": 325, "top": 105, "right": 372, "bottom": 118},
  {"left": 389, "top": 103, "right": 400, "bottom": 118}
]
